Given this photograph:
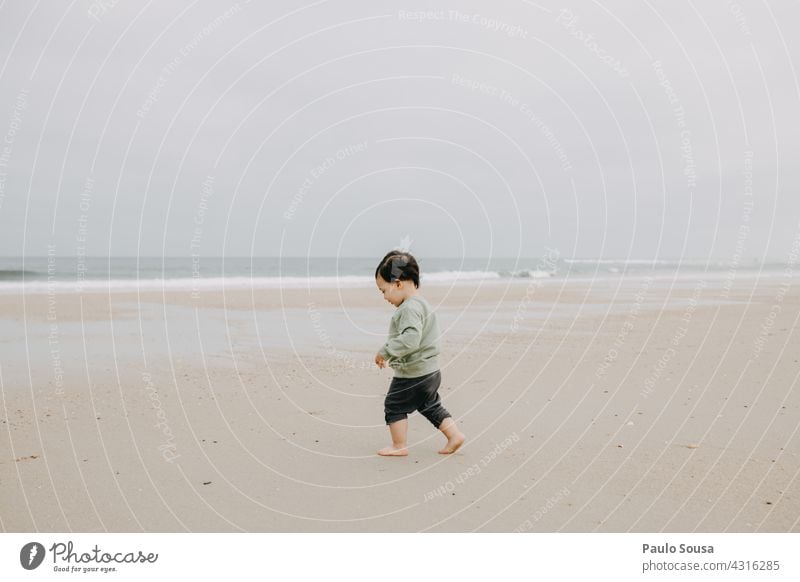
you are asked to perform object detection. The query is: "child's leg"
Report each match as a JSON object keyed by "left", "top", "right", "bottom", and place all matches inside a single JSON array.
[
  {"left": 378, "top": 419, "right": 408, "bottom": 456},
  {"left": 437, "top": 416, "right": 465, "bottom": 454},
  {"left": 381, "top": 376, "right": 417, "bottom": 456},
  {"left": 415, "top": 371, "right": 466, "bottom": 454}
]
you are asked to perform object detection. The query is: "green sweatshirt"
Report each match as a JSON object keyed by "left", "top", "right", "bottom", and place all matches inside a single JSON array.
[{"left": 378, "top": 295, "right": 440, "bottom": 378}]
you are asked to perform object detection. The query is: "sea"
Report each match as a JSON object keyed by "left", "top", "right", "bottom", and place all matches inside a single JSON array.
[{"left": 0, "top": 255, "right": 784, "bottom": 294}]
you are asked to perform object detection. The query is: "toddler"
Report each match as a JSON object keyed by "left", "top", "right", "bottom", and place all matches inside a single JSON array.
[{"left": 374, "top": 251, "right": 465, "bottom": 456}]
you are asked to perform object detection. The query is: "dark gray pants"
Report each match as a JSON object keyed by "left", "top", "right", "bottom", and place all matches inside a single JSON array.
[{"left": 384, "top": 370, "right": 451, "bottom": 428}]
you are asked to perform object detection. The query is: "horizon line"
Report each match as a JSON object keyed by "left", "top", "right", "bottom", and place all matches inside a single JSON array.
[{"left": 0, "top": 255, "right": 773, "bottom": 262}]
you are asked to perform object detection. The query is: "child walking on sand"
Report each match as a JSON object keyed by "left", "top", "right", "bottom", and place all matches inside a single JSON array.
[{"left": 374, "top": 251, "right": 465, "bottom": 456}]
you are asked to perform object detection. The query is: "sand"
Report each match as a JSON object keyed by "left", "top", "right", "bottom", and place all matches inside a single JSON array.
[{"left": 0, "top": 274, "right": 798, "bottom": 532}]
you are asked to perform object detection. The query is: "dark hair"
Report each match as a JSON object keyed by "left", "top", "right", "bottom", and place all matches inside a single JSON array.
[{"left": 374, "top": 251, "right": 420, "bottom": 288}]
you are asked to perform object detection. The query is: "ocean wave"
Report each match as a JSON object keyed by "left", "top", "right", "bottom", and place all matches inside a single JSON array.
[
  {"left": 0, "top": 266, "right": 782, "bottom": 294},
  {"left": 563, "top": 258, "right": 727, "bottom": 267},
  {"left": 0, "top": 270, "right": 514, "bottom": 293},
  {"left": 423, "top": 270, "right": 502, "bottom": 281},
  {"left": 498, "top": 269, "right": 554, "bottom": 278}
]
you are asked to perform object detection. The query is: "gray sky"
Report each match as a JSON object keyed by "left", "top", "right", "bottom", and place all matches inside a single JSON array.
[{"left": 0, "top": 0, "right": 798, "bottom": 261}]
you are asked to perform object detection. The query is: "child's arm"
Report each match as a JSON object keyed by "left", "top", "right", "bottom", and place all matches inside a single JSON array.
[{"left": 378, "top": 308, "right": 424, "bottom": 363}]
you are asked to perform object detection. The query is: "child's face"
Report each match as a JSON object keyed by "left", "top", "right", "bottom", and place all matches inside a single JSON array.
[{"left": 376, "top": 275, "right": 410, "bottom": 307}]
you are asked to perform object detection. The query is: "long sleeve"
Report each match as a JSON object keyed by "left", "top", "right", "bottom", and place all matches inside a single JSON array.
[{"left": 379, "top": 308, "right": 423, "bottom": 361}]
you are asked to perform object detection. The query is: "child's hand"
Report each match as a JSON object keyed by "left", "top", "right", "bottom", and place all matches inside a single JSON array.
[{"left": 375, "top": 352, "right": 386, "bottom": 369}]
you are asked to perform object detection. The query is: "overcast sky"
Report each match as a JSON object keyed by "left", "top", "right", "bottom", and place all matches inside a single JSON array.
[{"left": 0, "top": 0, "right": 798, "bottom": 261}]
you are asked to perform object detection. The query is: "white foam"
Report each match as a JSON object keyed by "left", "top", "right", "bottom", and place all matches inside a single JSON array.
[
  {"left": 0, "top": 267, "right": 788, "bottom": 295},
  {"left": 0, "top": 270, "right": 508, "bottom": 294},
  {"left": 423, "top": 270, "right": 502, "bottom": 281}
]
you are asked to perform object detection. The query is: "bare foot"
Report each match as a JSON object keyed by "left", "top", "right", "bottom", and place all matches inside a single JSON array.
[
  {"left": 438, "top": 433, "right": 466, "bottom": 454},
  {"left": 377, "top": 445, "right": 408, "bottom": 456}
]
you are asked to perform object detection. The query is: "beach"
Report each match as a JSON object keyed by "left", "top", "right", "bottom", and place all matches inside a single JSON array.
[{"left": 0, "top": 274, "right": 798, "bottom": 532}]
